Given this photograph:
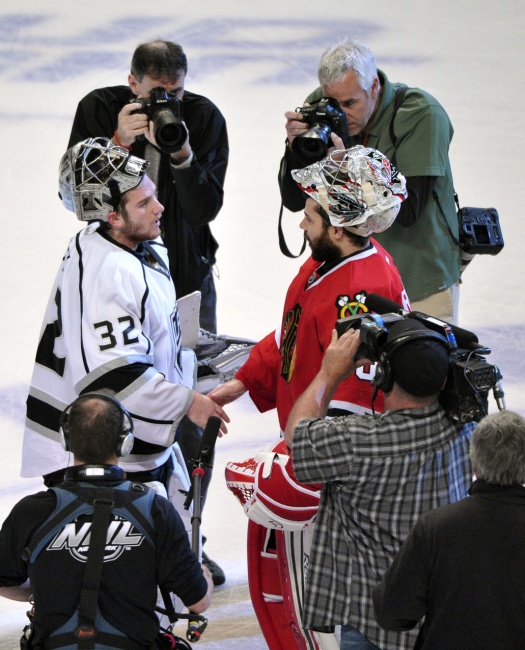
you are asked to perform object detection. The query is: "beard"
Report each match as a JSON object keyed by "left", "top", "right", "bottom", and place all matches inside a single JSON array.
[{"left": 308, "top": 229, "right": 341, "bottom": 263}]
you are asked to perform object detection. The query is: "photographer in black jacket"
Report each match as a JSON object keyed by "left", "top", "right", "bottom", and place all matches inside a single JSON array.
[{"left": 68, "top": 39, "right": 228, "bottom": 333}]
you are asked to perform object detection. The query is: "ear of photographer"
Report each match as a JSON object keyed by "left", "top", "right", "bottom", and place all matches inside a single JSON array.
[
  {"left": 284, "top": 321, "right": 480, "bottom": 650},
  {"left": 279, "top": 38, "right": 503, "bottom": 326},
  {"left": 372, "top": 409, "right": 525, "bottom": 649},
  {"left": 0, "top": 393, "right": 213, "bottom": 650}
]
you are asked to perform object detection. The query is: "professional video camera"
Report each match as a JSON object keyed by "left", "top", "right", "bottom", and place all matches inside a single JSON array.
[
  {"left": 292, "top": 97, "right": 349, "bottom": 162},
  {"left": 335, "top": 294, "right": 505, "bottom": 424},
  {"left": 132, "top": 86, "right": 186, "bottom": 153}
]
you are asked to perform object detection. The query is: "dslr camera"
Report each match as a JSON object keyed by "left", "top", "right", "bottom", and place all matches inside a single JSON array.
[
  {"left": 132, "top": 86, "right": 186, "bottom": 153},
  {"left": 336, "top": 310, "right": 503, "bottom": 424},
  {"left": 457, "top": 206, "right": 504, "bottom": 255},
  {"left": 292, "top": 97, "right": 349, "bottom": 162}
]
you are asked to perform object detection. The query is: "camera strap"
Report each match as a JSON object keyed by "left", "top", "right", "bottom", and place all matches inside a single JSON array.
[
  {"left": 277, "top": 150, "right": 307, "bottom": 258},
  {"left": 388, "top": 85, "right": 409, "bottom": 166}
]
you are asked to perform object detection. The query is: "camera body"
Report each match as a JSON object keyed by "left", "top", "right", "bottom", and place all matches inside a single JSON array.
[
  {"left": 458, "top": 206, "right": 504, "bottom": 255},
  {"left": 292, "top": 97, "right": 349, "bottom": 162},
  {"left": 336, "top": 311, "right": 500, "bottom": 423},
  {"left": 132, "top": 86, "right": 185, "bottom": 153},
  {"left": 336, "top": 313, "right": 402, "bottom": 362}
]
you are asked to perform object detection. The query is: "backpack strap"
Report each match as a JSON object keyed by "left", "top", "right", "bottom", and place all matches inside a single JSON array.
[
  {"left": 75, "top": 489, "right": 113, "bottom": 649},
  {"left": 22, "top": 489, "right": 92, "bottom": 563}
]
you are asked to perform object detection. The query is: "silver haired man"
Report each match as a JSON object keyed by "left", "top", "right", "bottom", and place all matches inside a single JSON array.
[{"left": 280, "top": 38, "right": 461, "bottom": 324}]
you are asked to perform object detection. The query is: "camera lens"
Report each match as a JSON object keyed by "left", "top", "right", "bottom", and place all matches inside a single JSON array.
[
  {"left": 292, "top": 123, "right": 332, "bottom": 161},
  {"left": 360, "top": 320, "right": 388, "bottom": 357},
  {"left": 153, "top": 108, "right": 186, "bottom": 152}
]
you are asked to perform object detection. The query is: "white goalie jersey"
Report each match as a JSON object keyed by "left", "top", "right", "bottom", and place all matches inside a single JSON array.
[{"left": 22, "top": 222, "right": 195, "bottom": 478}]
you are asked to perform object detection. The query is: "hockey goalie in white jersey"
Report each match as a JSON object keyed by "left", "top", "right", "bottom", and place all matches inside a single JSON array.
[{"left": 22, "top": 138, "right": 228, "bottom": 523}]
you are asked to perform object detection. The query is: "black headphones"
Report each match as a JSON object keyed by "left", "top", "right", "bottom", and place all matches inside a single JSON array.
[
  {"left": 373, "top": 329, "right": 450, "bottom": 394},
  {"left": 59, "top": 393, "right": 134, "bottom": 458}
]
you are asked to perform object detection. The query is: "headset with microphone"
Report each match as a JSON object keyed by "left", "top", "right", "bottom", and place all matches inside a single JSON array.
[{"left": 59, "top": 393, "right": 135, "bottom": 458}]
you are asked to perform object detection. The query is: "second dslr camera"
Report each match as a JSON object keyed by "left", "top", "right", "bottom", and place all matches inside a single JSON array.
[
  {"left": 292, "top": 97, "right": 348, "bottom": 161},
  {"left": 132, "top": 86, "right": 186, "bottom": 153}
]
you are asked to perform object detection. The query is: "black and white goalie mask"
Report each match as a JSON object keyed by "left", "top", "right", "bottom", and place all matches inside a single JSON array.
[{"left": 58, "top": 137, "right": 150, "bottom": 222}]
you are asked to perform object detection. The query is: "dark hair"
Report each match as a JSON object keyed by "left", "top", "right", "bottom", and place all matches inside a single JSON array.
[
  {"left": 470, "top": 410, "right": 525, "bottom": 486},
  {"left": 315, "top": 202, "right": 369, "bottom": 248},
  {"left": 116, "top": 189, "right": 132, "bottom": 219},
  {"left": 131, "top": 40, "right": 188, "bottom": 81},
  {"left": 97, "top": 191, "right": 130, "bottom": 233},
  {"left": 67, "top": 393, "right": 124, "bottom": 463}
]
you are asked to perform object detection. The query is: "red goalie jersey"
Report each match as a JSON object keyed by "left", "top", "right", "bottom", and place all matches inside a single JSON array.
[{"left": 237, "top": 239, "right": 410, "bottom": 428}]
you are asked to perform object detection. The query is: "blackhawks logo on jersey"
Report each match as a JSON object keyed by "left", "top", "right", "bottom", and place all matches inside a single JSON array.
[
  {"left": 280, "top": 304, "right": 301, "bottom": 382},
  {"left": 336, "top": 292, "right": 369, "bottom": 319}
]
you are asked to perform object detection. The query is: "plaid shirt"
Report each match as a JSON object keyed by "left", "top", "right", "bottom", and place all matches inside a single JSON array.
[{"left": 292, "top": 403, "right": 474, "bottom": 650}]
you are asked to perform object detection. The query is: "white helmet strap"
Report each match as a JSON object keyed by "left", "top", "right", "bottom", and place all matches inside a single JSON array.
[{"left": 361, "top": 181, "right": 378, "bottom": 207}]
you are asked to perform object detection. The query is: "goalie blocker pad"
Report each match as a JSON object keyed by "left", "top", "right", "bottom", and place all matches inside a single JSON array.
[{"left": 225, "top": 440, "right": 321, "bottom": 531}]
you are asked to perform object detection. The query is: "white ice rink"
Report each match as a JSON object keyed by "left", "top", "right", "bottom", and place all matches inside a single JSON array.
[{"left": 1, "top": 1, "right": 524, "bottom": 647}]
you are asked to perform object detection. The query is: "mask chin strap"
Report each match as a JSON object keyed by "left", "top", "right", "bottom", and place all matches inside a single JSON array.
[{"left": 315, "top": 184, "right": 331, "bottom": 217}]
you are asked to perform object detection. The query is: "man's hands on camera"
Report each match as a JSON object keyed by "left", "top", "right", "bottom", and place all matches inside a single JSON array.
[
  {"left": 113, "top": 102, "right": 193, "bottom": 163},
  {"left": 285, "top": 107, "right": 345, "bottom": 154},
  {"left": 321, "top": 328, "right": 371, "bottom": 385},
  {"left": 168, "top": 130, "right": 192, "bottom": 165},
  {"left": 113, "top": 102, "right": 149, "bottom": 148},
  {"left": 284, "top": 328, "right": 369, "bottom": 446},
  {"left": 143, "top": 118, "right": 193, "bottom": 164},
  {"left": 285, "top": 109, "right": 309, "bottom": 147}
]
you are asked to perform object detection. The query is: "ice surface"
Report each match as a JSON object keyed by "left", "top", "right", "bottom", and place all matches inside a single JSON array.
[{"left": 0, "top": 2, "right": 523, "bottom": 646}]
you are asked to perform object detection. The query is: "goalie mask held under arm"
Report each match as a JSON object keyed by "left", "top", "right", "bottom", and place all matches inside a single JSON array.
[
  {"left": 195, "top": 329, "right": 256, "bottom": 394},
  {"left": 224, "top": 440, "right": 321, "bottom": 531}
]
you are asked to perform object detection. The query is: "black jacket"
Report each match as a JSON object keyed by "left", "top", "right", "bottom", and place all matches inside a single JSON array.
[{"left": 373, "top": 480, "right": 525, "bottom": 649}]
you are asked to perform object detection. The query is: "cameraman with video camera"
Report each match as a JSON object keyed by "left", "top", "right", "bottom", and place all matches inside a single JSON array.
[
  {"left": 279, "top": 39, "right": 461, "bottom": 324},
  {"left": 1, "top": 393, "right": 213, "bottom": 650},
  {"left": 284, "top": 321, "right": 476, "bottom": 650}
]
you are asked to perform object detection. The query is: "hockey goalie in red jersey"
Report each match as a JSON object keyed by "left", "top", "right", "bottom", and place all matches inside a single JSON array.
[{"left": 212, "top": 146, "right": 410, "bottom": 649}]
